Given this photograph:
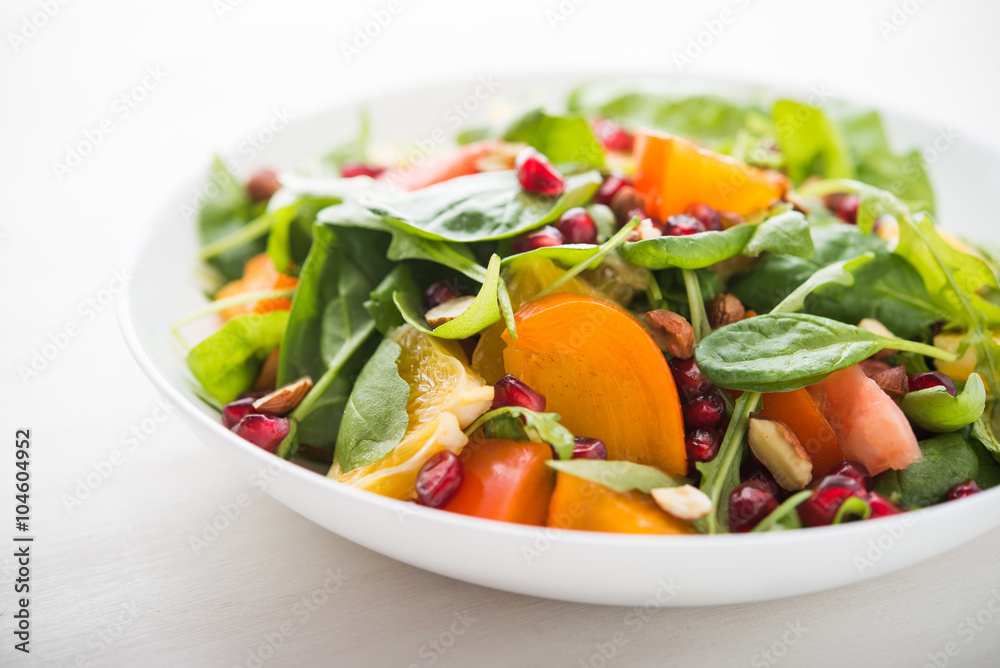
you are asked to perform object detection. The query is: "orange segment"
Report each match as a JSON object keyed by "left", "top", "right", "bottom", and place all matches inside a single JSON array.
[
  {"left": 216, "top": 253, "right": 297, "bottom": 320},
  {"left": 501, "top": 293, "right": 687, "bottom": 476},
  {"left": 761, "top": 389, "right": 845, "bottom": 478}
]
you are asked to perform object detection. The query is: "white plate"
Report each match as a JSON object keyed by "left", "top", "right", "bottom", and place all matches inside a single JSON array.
[{"left": 118, "top": 74, "right": 1000, "bottom": 607}]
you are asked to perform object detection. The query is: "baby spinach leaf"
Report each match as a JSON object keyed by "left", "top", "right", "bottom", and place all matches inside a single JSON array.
[
  {"left": 971, "top": 416, "right": 1000, "bottom": 464},
  {"left": 197, "top": 157, "right": 260, "bottom": 281},
  {"left": 771, "top": 253, "right": 875, "bottom": 314},
  {"left": 365, "top": 169, "right": 602, "bottom": 243},
  {"left": 334, "top": 338, "right": 410, "bottom": 472},
  {"left": 773, "top": 100, "right": 855, "bottom": 183},
  {"left": 901, "top": 374, "right": 987, "bottom": 433},
  {"left": 466, "top": 407, "right": 575, "bottom": 461},
  {"left": 265, "top": 196, "right": 341, "bottom": 273},
  {"left": 546, "top": 459, "right": 687, "bottom": 494},
  {"left": 502, "top": 108, "right": 604, "bottom": 166},
  {"left": 365, "top": 265, "right": 420, "bottom": 335},
  {"left": 619, "top": 210, "right": 813, "bottom": 270},
  {"left": 873, "top": 433, "right": 979, "bottom": 508},
  {"left": 751, "top": 490, "right": 811, "bottom": 532},
  {"left": 186, "top": 311, "right": 288, "bottom": 404}
]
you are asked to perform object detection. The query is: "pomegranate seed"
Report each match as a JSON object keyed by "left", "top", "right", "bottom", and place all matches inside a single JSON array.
[
  {"left": 867, "top": 492, "right": 905, "bottom": 518},
  {"left": 424, "top": 279, "right": 464, "bottom": 309},
  {"left": 592, "top": 117, "right": 633, "bottom": 152},
  {"left": 825, "top": 193, "right": 859, "bottom": 224},
  {"left": 555, "top": 207, "right": 598, "bottom": 245},
  {"left": 743, "top": 461, "right": 787, "bottom": 501},
  {"left": 341, "top": 163, "right": 385, "bottom": 179},
  {"left": 246, "top": 168, "right": 282, "bottom": 202},
  {"left": 594, "top": 174, "right": 630, "bottom": 206},
  {"left": 907, "top": 371, "right": 957, "bottom": 397},
  {"left": 515, "top": 147, "right": 565, "bottom": 195},
  {"left": 669, "top": 358, "right": 714, "bottom": 401},
  {"left": 492, "top": 374, "right": 546, "bottom": 412},
  {"left": 231, "top": 414, "right": 290, "bottom": 453},
  {"left": 728, "top": 480, "right": 778, "bottom": 533},
  {"left": 666, "top": 214, "right": 706, "bottom": 236},
  {"left": 686, "top": 427, "right": 722, "bottom": 463},
  {"left": 683, "top": 203, "right": 723, "bottom": 232},
  {"left": 797, "top": 475, "right": 864, "bottom": 527},
  {"left": 572, "top": 437, "right": 608, "bottom": 460},
  {"left": 683, "top": 394, "right": 726, "bottom": 429},
  {"left": 511, "top": 225, "right": 564, "bottom": 254},
  {"left": 948, "top": 479, "right": 983, "bottom": 500},
  {"left": 415, "top": 451, "right": 464, "bottom": 507},
  {"left": 222, "top": 397, "right": 260, "bottom": 429},
  {"left": 826, "top": 461, "right": 873, "bottom": 493}
]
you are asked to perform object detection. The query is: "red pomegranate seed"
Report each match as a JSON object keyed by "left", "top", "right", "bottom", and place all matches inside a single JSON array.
[
  {"left": 666, "top": 214, "right": 706, "bottom": 236},
  {"left": 683, "top": 203, "right": 723, "bottom": 232},
  {"left": 341, "top": 163, "right": 385, "bottom": 179},
  {"left": 246, "top": 168, "right": 282, "bottom": 202},
  {"left": 907, "top": 371, "right": 957, "bottom": 397},
  {"left": 594, "top": 174, "right": 630, "bottom": 206},
  {"left": 511, "top": 225, "right": 564, "bottom": 254},
  {"left": 668, "top": 358, "right": 714, "bottom": 401},
  {"left": 683, "top": 394, "right": 726, "bottom": 429},
  {"left": 728, "top": 480, "right": 778, "bottom": 533},
  {"left": 825, "top": 193, "right": 859, "bottom": 224},
  {"left": 742, "top": 460, "right": 786, "bottom": 501},
  {"left": 826, "top": 461, "right": 873, "bottom": 493},
  {"left": 686, "top": 427, "right": 722, "bottom": 463},
  {"left": 424, "top": 279, "right": 464, "bottom": 309},
  {"left": 592, "top": 117, "right": 633, "bottom": 152},
  {"left": 572, "top": 437, "right": 608, "bottom": 460},
  {"left": 797, "top": 475, "right": 864, "bottom": 527},
  {"left": 555, "top": 207, "right": 598, "bottom": 245},
  {"left": 515, "top": 147, "right": 565, "bottom": 195},
  {"left": 867, "top": 492, "right": 905, "bottom": 518},
  {"left": 492, "top": 374, "right": 547, "bottom": 412},
  {"left": 231, "top": 414, "right": 290, "bottom": 453},
  {"left": 415, "top": 451, "right": 465, "bottom": 507},
  {"left": 222, "top": 397, "right": 260, "bottom": 429},
  {"left": 948, "top": 479, "right": 983, "bottom": 500}
]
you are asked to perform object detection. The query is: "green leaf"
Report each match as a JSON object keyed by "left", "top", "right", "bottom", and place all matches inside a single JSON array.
[
  {"left": 185, "top": 312, "right": 288, "bottom": 404},
  {"left": 873, "top": 433, "right": 979, "bottom": 508},
  {"left": 771, "top": 253, "right": 875, "bottom": 314},
  {"left": 971, "top": 416, "right": 1000, "bottom": 464},
  {"left": 832, "top": 495, "right": 872, "bottom": 524},
  {"left": 901, "top": 374, "right": 987, "bottom": 433},
  {"left": 502, "top": 108, "right": 604, "bottom": 166},
  {"left": 466, "top": 407, "right": 575, "bottom": 461},
  {"left": 773, "top": 100, "right": 855, "bottom": 183},
  {"left": 619, "top": 210, "right": 813, "bottom": 270},
  {"left": 321, "top": 110, "right": 370, "bottom": 172},
  {"left": 535, "top": 216, "right": 642, "bottom": 299},
  {"left": 365, "top": 169, "right": 603, "bottom": 243},
  {"left": 696, "top": 391, "right": 759, "bottom": 533},
  {"left": 365, "top": 265, "right": 421, "bottom": 334},
  {"left": 197, "top": 157, "right": 259, "bottom": 281},
  {"left": 751, "top": 490, "right": 811, "bottom": 532},
  {"left": 334, "top": 338, "right": 410, "bottom": 472},
  {"left": 265, "top": 197, "right": 341, "bottom": 273},
  {"left": 695, "top": 313, "right": 954, "bottom": 393},
  {"left": 546, "top": 459, "right": 687, "bottom": 494}
]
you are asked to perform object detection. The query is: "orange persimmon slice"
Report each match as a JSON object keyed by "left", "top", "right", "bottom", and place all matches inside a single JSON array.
[{"left": 760, "top": 388, "right": 845, "bottom": 479}]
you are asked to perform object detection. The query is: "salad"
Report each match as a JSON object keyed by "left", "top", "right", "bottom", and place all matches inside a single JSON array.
[{"left": 176, "top": 87, "right": 1000, "bottom": 535}]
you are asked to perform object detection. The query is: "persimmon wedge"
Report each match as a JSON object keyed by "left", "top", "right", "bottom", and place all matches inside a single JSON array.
[
  {"left": 501, "top": 293, "right": 687, "bottom": 476},
  {"left": 633, "top": 128, "right": 788, "bottom": 219},
  {"left": 760, "top": 388, "right": 845, "bottom": 478}
]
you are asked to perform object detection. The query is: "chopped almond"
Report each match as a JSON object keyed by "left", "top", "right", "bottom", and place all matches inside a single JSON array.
[
  {"left": 650, "top": 485, "right": 713, "bottom": 521},
  {"left": 747, "top": 416, "right": 813, "bottom": 491}
]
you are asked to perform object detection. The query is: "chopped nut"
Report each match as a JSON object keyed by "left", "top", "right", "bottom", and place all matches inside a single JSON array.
[
  {"left": 253, "top": 347, "right": 280, "bottom": 392},
  {"left": 859, "top": 358, "right": 891, "bottom": 378},
  {"left": 609, "top": 185, "right": 646, "bottom": 225},
  {"left": 626, "top": 217, "right": 662, "bottom": 242},
  {"left": 253, "top": 376, "right": 313, "bottom": 416},
  {"left": 858, "top": 318, "right": 899, "bottom": 358},
  {"left": 747, "top": 416, "right": 813, "bottom": 491},
  {"left": 425, "top": 296, "right": 475, "bottom": 328},
  {"left": 475, "top": 142, "right": 525, "bottom": 172},
  {"left": 650, "top": 485, "right": 713, "bottom": 521},
  {"left": 645, "top": 310, "right": 695, "bottom": 359},
  {"left": 873, "top": 365, "right": 909, "bottom": 400},
  {"left": 707, "top": 293, "right": 746, "bottom": 329}
]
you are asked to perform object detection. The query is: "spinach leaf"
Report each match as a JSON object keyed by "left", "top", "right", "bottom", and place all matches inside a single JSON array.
[
  {"left": 771, "top": 253, "right": 874, "bottom": 314},
  {"left": 365, "top": 265, "right": 421, "bottom": 335},
  {"left": 873, "top": 433, "right": 979, "bottom": 508},
  {"left": 466, "top": 407, "right": 575, "bottom": 461},
  {"left": 334, "top": 338, "right": 410, "bottom": 472},
  {"left": 186, "top": 311, "right": 288, "bottom": 404},
  {"left": 365, "top": 169, "right": 602, "bottom": 243},
  {"left": 773, "top": 100, "right": 855, "bottom": 183},
  {"left": 901, "top": 374, "right": 987, "bottom": 433},
  {"left": 546, "top": 459, "right": 686, "bottom": 494},
  {"left": 695, "top": 313, "right": 953, "bottom": 392},
  {"left": 970, "top": 417, "right": 1000, "bottom": 464},
  {"left": 502, "top": 108, "right": 604, "bottom": 166},
  {"left": 751, "top": 490, "right": 811, "bottom": 532},
  {"left": 619, "top": 210, "right": 813, "bottom": 270},
  {"left": 197, "top": 157, "right": 259, "bottom": 281},
  {"left": 265, "top": 197, "right": 341, "bottom": 273}
]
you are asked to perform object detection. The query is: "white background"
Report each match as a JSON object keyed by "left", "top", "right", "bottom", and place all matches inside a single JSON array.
[{"left": 3, "top": 0, "right": 1000, "bottom": 666}]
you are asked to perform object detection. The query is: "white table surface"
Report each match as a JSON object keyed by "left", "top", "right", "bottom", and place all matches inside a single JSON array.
[{"left": 4, "top": 0, "right": 1000, "bottom": 665}]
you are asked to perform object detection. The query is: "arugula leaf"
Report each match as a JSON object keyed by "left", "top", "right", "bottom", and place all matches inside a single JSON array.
[
  {"left": 186, "top": 311, "right": 288, "bottom": 404},
  {"left": 502, "top": 108, "right": 604, "bottom": 166},
  {"left": 365, "top": 169, "right": 602, "bottom": 243},
  {"left": 771, "top": 253, "right": 874, "bottom": 314},
  {"left": 697, "top": 391, "right": 759, "bottom": 533},
  {"left": 535, "top": 216, "right": 641, "bottom": 299},
  {"left": 750, "top": 490, "right": 811, "bottom": 532},
  {"left": 334, "top": 338, "right": 410, "bottom": 472},
  {"left": 832, "top": 496, "right": 872, "bottom": 524},
  {"left": 619, "top": 210, "right": 813, "bottom": 270},
  {"left": 773, "top": 100, "right": 855, "bottom": 183},
  {"left": 197, "top": 157, "right": 259, "bottom": 281},
  {"left": 465, "top": 406, "right": 575, "bottom": 461},
  {"left": 696, "top": 313, "right": 953, "bottom": 393},
  {"left": 874, "top": 433, "right": 979, "bottom": 508},
  {"left": 901, "top": 374, "right": 987, "bottom": 433},
  {"left": 546, "top": 459, "right": 686, "bottom": 494}
]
